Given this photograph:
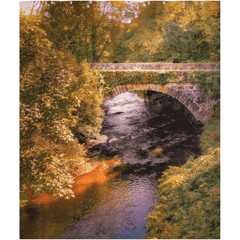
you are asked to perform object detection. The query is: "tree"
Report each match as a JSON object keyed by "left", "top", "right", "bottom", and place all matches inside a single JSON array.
[
  {"left": 158, "top": 1, "right": 220, "bottom": 62},
  {"left": 72, "top": 60, "right": 105, "bottom": 139},
  {"left": 40, "top": 1, "right": 135, "bottom": 63},
  {"left": 20, "top": 11, "right": 104, "bottom": 206},
  {"left": 114, "top": 1, "right": 220, "bottom": 63}
]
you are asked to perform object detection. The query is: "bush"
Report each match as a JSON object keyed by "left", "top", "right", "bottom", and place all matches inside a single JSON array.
[
  {"left": 201, "top": 102, "right": 220, "bottom": 154},
  {"left": 146, "top": 149, "right": 220, "bottom": 239},
  {"left": 189, "top": 71, "right": 220, "bottom": 99}
]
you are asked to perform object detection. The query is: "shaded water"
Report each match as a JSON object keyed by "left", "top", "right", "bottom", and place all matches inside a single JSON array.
[{"left": 20, "top": 91, "right": 202, "bottom": 239}]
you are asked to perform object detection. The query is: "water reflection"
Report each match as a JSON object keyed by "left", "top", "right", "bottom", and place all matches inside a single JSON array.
[
  {"left": 21, "top": 169, "right": 159, "bottom": 239},
  {"left": 62, "top": 173, "right": 159, "bottom": 239}
]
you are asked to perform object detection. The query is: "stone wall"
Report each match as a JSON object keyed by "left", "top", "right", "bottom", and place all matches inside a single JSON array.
[
  {"left": 164, "top": 83, "right": 217, "bottom": 125},
  {"left": 90, "top": 63, "right": 220, "bottom": 71}
]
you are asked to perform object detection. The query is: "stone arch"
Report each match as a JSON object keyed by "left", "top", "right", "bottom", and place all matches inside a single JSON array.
[{"left": 104, "top": 83, "right": 216, "bottom": 125}]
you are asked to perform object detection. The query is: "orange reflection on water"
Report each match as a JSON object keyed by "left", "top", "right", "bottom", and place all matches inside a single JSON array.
[
  {"left": 73, "top": 165, "right": 109, "bottom": 194},
  {"left": 33, "top": 192, "right": 55, "bottom": 205},
  {"left": 32, "top": 159, "right": 120, "bottom": 205}
]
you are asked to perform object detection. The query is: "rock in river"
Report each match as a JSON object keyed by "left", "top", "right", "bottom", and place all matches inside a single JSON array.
[
  {"left": 151, "top": 148, "right": 164, "bottom": 155},
  {"left": 89, "top": 135, "right": 108, "bottom": 144}
]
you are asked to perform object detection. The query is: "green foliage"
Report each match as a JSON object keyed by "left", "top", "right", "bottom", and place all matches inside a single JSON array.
[
  {"left": 40, "top": 1, "right": 134, "bottom": 63},
  {"left": 196, "top": 71, "right": 220, "bottom": 99},
  {"left": 109, "top": 1, "right": 220, "bottom": 63},
  {"left": 99, "top": 70, "right": 183, "bottom": 91},
  {"left": 161, "top": 21, "right": 214, "bottom": 63},
  {"left": 20, "top": 11, "right": 104, "bottom": 206},
  {"left": 146, "top": 149, "right": 220, "bottom": 239},
  {"left": 107, "top": 29, "right": 134, "bottom": 63},
  {"left": 73, "top": 61, "right": 105, "bottom": 139},
  {"left": 201, "top": 102, "right": 220, "bottom": 154},
  {"left": 189, "top": 70, "right": 220, "bottom": 99}
]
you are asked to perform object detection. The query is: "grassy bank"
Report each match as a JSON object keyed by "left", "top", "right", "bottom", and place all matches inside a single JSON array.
[{"left": 146, "top": 103, "right": 220, "bottom": 239}]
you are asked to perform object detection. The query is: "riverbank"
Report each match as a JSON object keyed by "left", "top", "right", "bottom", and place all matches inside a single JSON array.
[{"left": 145, "top": 102, "right": 220, "bottom": 239}]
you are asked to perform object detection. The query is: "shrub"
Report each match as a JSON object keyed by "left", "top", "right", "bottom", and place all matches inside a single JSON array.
[
  {"left": 146, "top": 149, "right": 220, "bottom": 239},
  {"left": 201, "top": 102, "right": 220, "bottom": 154}
]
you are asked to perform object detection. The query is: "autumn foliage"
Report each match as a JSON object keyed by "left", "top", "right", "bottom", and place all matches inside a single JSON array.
[
  {"left": 112, "top": 1, "right": 220, "bottom": 63},
  {"left": 20, "top": 11, "right": 104, "bottom": 206}
]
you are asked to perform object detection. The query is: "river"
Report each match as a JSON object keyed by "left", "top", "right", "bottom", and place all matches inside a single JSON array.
[{"left": 20, "top": 91, "right": 202, "bottom": 239}]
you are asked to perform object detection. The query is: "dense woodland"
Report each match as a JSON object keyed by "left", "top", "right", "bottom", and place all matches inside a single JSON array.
[{"left": 20, "top": 1, "right": 220, "bottom": 207}]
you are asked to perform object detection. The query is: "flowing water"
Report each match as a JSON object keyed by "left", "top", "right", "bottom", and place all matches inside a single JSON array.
[{"left": 20, "top": 91, "right": 202, "bottom": 239}]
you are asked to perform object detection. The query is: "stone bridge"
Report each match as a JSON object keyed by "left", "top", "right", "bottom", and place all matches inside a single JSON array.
[{"left": 90, "top": 63, "right": 220, "bottom": 125}]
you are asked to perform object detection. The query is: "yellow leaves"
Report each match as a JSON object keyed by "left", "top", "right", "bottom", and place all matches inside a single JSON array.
[
  {"left": 44, "top": 97, "right": 52, "bottom": 108},
  {"left": 169, "top": 13, "right": 175, "bottom": 21},
  {"left": 160, "top": 174, "right": 185, "bottom": 191},
  {"left": 156, "top": 0, "right": 219, "bottom": 33},
  {"left": 160, "top": 195, "right": 167, "bottom": 201},
  {"left": 103, "top": 51, "right": 110, "bottom": 57}
]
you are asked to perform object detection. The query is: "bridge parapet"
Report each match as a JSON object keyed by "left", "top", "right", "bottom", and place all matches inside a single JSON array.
[{"left": 90, "top": 63, "right": 220, "bottom": 71}]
